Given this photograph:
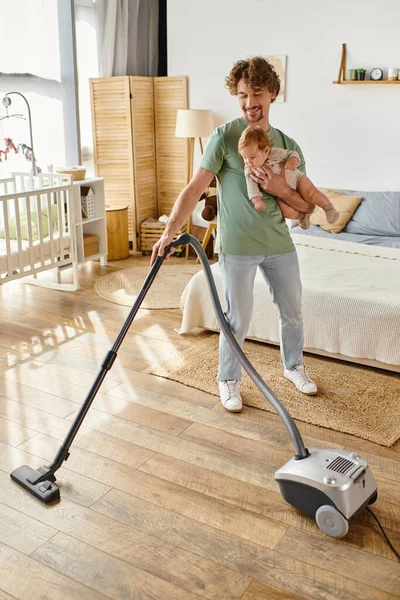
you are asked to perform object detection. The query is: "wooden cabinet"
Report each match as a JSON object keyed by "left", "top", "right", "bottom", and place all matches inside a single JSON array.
[{"left": 90, "top": 76, "right": 188, "bottom": 251}]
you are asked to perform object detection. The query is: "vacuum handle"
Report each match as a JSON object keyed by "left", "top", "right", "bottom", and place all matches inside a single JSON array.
[
  {"left": 170, "top": 233, "right": 191, "bottom": 249},
  {"left": 151, "top": 233, "right": 191, "bottom": 268}
]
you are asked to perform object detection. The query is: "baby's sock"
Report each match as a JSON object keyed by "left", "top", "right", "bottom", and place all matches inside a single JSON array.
[
  {"left": 323, "top": 202, "right": 340, "bottom": 224},
  {"left": 298, "top": 213, "right": 310, "bottom": 230}
]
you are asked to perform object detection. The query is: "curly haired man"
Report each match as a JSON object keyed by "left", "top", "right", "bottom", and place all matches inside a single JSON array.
[{"left": 152, "top": 57, "right": 318, "bottom": 412}]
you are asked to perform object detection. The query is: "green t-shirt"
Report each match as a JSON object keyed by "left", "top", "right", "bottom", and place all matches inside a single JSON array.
[{"left": 200, "top": 117, "right": 306, "bottom": 256}]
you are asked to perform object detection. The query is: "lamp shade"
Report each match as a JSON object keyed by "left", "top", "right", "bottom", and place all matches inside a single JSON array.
[{"left": 175, "top": 109, "right": 214, "bottom": 138}]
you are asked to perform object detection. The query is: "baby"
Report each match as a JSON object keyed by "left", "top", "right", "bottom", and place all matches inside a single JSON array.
[{"left": 238, "top": 126, "right": 339, "bottom": 228}]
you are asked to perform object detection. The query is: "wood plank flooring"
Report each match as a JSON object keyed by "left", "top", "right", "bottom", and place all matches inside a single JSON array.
[{"left": 0, "top": 256, "right": 399, "bottom": 600}]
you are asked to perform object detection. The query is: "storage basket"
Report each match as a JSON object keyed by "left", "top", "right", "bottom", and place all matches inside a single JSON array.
[
  {"left": 83, "top": 233, "right": 99, "bottom": 257},
  {"left": 56, "top": 166, "right": 86, "bottom": 181},
  {"left": 140, "top": 218, "right": 187, "bottom": 253}
]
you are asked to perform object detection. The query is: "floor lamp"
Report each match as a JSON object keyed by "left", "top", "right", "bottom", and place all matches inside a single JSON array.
[{"left": 175, "top": 109, "right": 214, "bottom": 258}]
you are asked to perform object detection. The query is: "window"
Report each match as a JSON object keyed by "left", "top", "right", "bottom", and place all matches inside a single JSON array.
[
  {"left": 0, "top": 0, "right": 79, "bottom": 176},
  {"left": 0, "top": 0, "right": 61, "bottom": 81}
]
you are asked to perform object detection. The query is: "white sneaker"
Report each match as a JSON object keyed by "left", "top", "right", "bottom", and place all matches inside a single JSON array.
[
  {"left": 284, "top": 365, "right": 317, "bottom": 395},
  {"left": 218, "top": 380, "right": 243, "bottom": 412}
]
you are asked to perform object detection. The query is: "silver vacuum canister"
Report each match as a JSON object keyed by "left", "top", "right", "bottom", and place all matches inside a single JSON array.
[{"left": 275, "top": 448, "right": 378, "bottom": 537}]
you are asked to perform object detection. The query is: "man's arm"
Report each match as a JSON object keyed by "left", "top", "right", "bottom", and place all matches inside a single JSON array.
[
  {"left": 150, "top": 167, "right": 215, "bottom": 264},
  {"left": 250, "top": 166, "right": 314, "bottom": 213},
  {"left": 271, "top": 147, "right": 300, "bottom": 170},
  {"left": 284, "top": 150, "right": 300, "bottom": 171}
]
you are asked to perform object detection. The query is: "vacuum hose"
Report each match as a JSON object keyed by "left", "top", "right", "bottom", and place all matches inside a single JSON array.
[{"left": 177, "top": 233, "right": 309, "bottom": 460}]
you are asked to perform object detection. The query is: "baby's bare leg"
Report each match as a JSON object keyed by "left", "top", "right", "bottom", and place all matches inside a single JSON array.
[
  {"left": 276, "top": 198, "right": 301, "bottom": 219},
  {"left": 277, "top": 198, "right": 310, "bottom": 230},
  {"left": 298, "top": 177, "right": 339, "bottom": 224}
]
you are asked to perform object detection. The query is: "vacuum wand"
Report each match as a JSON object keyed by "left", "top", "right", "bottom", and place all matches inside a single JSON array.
[
  {"left": 41, "top": 244, "right": 174, "bottom": 475},
  {"left": 9, "top": 237, "right": 184, "bottom": 502}
]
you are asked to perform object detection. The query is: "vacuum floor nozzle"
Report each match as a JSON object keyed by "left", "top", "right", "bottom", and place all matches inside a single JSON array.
[{"left": 10, "top": 465, "right": 60, "bottom": 503}]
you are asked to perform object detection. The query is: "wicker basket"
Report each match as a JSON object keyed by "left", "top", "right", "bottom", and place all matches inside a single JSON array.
[
  {"left": 140, "top": 218, "right": 187, "bottom": 253},
  {"left": 56, "top": 166, "right": 86, "bottom": 181}
]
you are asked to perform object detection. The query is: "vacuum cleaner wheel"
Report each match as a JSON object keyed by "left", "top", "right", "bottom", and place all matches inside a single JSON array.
[{"left": 315, "top": 505, "right": 349, "bottom": 538}]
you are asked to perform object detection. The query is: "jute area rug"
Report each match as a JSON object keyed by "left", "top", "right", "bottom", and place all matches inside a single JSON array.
[
  {"left": 94, "top": 264, "right": 201, "bottom": 309},
  {"left": 147, "top": 334, "right": 400, "bottom": 447}
]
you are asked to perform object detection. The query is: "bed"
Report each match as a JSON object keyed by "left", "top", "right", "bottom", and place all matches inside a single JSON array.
[
  {"left": 290, "top": 223, "right": 400, "bottom": 249},
  {"left": 0, "top": 172, "right": 78, "bottom": 291},
  {"left": 180, "top": 189, "right": 400, "bottom": 372}
]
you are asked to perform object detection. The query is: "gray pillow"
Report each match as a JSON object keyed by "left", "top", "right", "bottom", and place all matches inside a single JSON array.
[{"left": 343, "top": 191, "right": 400, "bottom": 236}]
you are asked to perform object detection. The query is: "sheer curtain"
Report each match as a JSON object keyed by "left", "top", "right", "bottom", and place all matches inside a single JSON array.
[{"left": 95, "top": 0, "right": 159, "bottom": 77}]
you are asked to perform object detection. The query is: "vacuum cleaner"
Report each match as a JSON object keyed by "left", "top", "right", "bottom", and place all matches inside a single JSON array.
[{"left": 10, "top": 233, "right": 378, "bottom": 539}]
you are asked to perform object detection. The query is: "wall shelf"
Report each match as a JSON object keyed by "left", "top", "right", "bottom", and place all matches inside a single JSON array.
[
  {"left": 333, "top": 43, "right": 400, "bottom": 85},
  {"left": 333, "top": 80, "right": 400, "bottom": 85}
]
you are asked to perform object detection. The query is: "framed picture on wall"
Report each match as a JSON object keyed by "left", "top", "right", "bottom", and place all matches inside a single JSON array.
[{"left": 266, "top": 55, "right": 287, "bottom": 102}]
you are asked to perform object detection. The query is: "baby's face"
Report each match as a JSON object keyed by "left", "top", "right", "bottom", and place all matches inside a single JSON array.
[{"left": 240, "top": 142, "right": 270, "bottom": 169}]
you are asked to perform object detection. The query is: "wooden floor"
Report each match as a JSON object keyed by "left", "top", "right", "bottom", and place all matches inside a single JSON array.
[{"left": 0, "top": 255, "right": 399, "bottom": 600}]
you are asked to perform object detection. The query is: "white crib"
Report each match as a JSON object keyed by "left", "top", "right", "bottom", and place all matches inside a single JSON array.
[{"left": 0, "top": 172, "right": 79, "bottom": 291}]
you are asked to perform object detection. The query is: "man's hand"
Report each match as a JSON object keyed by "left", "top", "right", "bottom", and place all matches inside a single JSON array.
[
  {"left": 250, "top": 165, "right": 313, "bottom": 212},
  {"left": 249, "top": 165, "right": 289, "bottom": 198},
  {"left": 284, "top": 157, "right": 299, "bottom": 171},
  {"left": 150, "top": 232, "right": 175, "bottom": 266}
]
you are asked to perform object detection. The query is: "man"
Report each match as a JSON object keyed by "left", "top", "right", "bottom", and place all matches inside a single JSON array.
[{"left": 151, "top": 56, "right": 317, "bottom": 413}]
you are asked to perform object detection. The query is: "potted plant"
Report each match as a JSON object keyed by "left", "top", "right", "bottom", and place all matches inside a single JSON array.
[{"left": 356, "top": 68, "right": 366, "bottom": 81}]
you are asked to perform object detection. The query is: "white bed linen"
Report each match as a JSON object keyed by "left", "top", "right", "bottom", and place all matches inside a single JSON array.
[
  {"left": 180, "top": 234, "right": 400, "bottom": 367},
  {"left": 0, "top": 235, "right": 72, "bottom": 276}
]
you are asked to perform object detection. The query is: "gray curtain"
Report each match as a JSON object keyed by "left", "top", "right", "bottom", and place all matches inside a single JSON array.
[{"left": 95, "top": 0, "right": 159, "bottom": 77}]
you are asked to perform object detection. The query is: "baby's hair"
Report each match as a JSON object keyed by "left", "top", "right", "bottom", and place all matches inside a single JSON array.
[{"left": 238, "top": 126, "right": 274, "bottom": 153}]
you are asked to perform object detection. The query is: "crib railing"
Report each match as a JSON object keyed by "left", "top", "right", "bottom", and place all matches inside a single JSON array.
[{"left": 0, "top": 172, "right": 77, "bottom": 286}]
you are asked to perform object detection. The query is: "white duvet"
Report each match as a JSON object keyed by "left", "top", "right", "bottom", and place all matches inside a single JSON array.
[{"left": 180, "top": 234, "right": 400, "bottom": 367}]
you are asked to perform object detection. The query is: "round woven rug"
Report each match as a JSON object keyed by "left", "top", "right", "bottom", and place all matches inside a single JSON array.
[{"left": 94, "top": 264, "right": 201, "bottom": 309}]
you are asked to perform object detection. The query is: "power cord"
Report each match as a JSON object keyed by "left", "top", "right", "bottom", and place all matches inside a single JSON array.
[{"left": 367, "top": 507, "right": 400, "bottom": 561}]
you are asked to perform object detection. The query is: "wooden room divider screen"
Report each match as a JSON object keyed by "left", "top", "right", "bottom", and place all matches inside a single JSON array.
[{"left": 90, "top": 76, "right": 188, "bottom": 250}]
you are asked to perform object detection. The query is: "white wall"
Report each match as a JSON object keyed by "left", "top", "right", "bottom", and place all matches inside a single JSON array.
[{"left": 167, "top": 0, "right": 400, "bottom": 190}]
